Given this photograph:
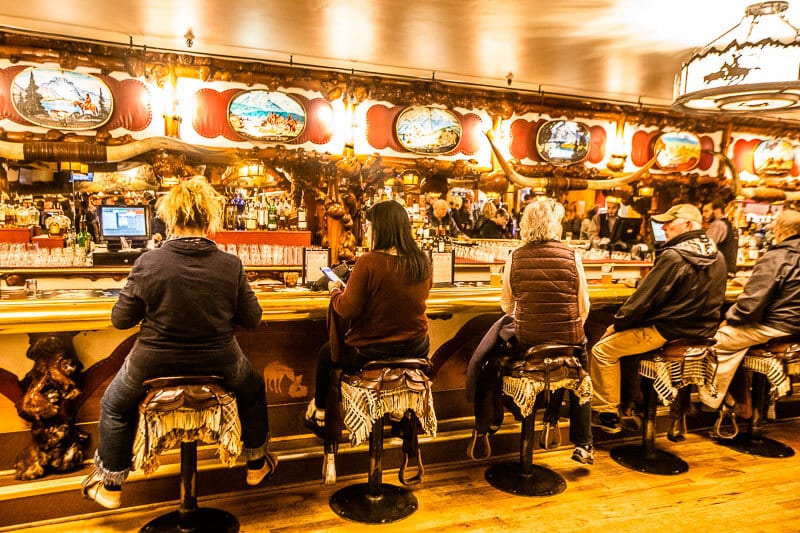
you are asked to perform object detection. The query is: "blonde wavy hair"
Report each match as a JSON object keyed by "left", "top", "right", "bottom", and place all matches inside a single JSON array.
[
  {"left": 155, "top": 176, "right": 224, "bottom": 234},
  {"left": 481, "top": 201, "right": 497, "bottom": 219},
  {"left": 519, "top": 197, "right": 564, "bottom": 243}
]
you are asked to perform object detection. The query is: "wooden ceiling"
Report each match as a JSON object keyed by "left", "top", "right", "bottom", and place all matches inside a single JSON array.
[{"left": 1, "top": 0, "right": 799, "bottom": 121}]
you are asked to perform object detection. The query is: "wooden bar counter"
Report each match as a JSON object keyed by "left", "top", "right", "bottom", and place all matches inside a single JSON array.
[{"left": 0, "top": 279, "right": 757, "bottom": 527}]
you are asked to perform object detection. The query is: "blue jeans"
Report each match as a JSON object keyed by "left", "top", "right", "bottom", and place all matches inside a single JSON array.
[{"left": 95, "top": 339, "right": 268, "bottom": 484}]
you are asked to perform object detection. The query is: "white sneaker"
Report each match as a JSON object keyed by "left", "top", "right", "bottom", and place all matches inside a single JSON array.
[{"left": 571, "top": 445, "right": 595, "bottom": 465}]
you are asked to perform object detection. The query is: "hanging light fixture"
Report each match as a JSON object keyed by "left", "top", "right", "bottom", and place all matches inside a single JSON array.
[
  {"left": 238, "top": 160, "right": 265, "bottom": 180},
  {"left": 674, "top": 1, "right": 800, "bottom": 112}
]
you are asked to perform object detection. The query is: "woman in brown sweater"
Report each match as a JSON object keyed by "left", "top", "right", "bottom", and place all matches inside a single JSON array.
[{"left": 305, "top": 200, "right": 432, "bottom": 431}]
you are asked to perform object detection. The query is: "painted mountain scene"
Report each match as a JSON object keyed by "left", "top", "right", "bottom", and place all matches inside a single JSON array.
[
  {"left": 395, "top": 106, "right": 461, "bottom": 154},
  {"left": 228, "top": 90, "right": 306, "bottom": 142},
  {"left": 11, "top": 67, "right": 113, "bottom": 130}
]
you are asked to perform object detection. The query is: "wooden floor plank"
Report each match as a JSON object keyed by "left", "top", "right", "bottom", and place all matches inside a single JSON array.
[{"left": 9, "top": 419, "right": 800, "bottom": 532}]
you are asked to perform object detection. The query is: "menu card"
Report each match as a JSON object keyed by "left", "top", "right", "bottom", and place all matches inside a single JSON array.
[
  {"left": 431, "top": 251, "right": 454, "bottom": 286},
  {"left": 303, "top": 248, "right": 331, "bottom": 284}
]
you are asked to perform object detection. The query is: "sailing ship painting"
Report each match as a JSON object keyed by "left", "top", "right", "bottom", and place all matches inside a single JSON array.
[
  {"left": 535, "top": 120, "right": 590, "bottom": 165},
  {"left": 11, "top": 67, "right": 113, "bottom": 130},
  {"left": 228, "top": 90, "right": 306, "bottom": 142},
  {"left": 395, "top": 106, "right": 461, "bottom": 154}
]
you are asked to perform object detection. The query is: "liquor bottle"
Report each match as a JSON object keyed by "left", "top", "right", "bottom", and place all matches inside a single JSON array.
[
  {"left": 267, "top": 199, "right": 278, "bottom": 231},
  {"left": 224, "top": 194, "right": 236, "bottom": 230},
  {"left": 442, "top": 226, "right": 452, "bottom": 251},
  {"left": 278, "top": 196, "right": 288, "bottom": 230},
  {"left": 256, "top": 197, "right": 267, "bottom": 229},
  {"left": 437, "top": 226, "right": 446, "bottom": 252},
  {"left": 245, "top": 200, "right": 258, "bottom": 230},
  {"left": 297, "top": 194, "right": 307, "bottom": 231},
  {"left": 232, "top": 193, "right": 246, "bottom": 230},
  {"left": 76, "top": 216, "right": 92, "bottom": 253}
]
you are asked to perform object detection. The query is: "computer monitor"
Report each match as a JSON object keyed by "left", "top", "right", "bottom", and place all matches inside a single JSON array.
[
  {"left": 98, "top": 205, "right": 151, "bottom": 250},
  {"left": 618, "top": 217, "right": 642, "bottom": 244},
  {"left": 650, "top": 219, "right": 667, "bottom": 245}
]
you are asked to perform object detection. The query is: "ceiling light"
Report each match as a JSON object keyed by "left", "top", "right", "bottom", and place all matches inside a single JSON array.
[{"left": 674, "top": 2, "right": 800, "bottom": 112}]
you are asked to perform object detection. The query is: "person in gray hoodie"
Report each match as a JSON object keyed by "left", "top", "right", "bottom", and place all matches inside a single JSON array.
[
  {"left": 699, "top": 208, "right": 800, "bottom": 410},
  {"left": 590, "top": 203, "right": 727, "bottom": 433}
]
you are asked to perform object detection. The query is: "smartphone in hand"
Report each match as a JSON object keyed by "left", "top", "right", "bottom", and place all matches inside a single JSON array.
[{"left": 320, "top": 266, "right": 345, "bottom": 287}]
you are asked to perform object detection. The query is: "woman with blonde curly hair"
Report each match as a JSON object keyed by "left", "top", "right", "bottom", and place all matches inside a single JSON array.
[{"left": 81, "top": 177, "right": 274, "bottom": 509}]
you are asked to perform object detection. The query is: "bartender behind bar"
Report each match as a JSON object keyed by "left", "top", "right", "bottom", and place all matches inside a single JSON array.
[{"left": 587, "top": 198, "right": 642, "bottom": 252}]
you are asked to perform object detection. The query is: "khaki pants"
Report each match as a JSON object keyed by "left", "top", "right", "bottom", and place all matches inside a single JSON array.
[
  {"left": 590, "top": 326, "right": 667, "bottom": 413},
  {"left": 698, "top": 323, "right": 789, "bottom": 410}
]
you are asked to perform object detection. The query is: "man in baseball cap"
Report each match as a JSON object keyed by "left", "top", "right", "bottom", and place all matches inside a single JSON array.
[
  {"left": 590, "top": 203, "right": 727, "bottom": 435},
  {"left": 651, "top": 203, "right": 703, "bottom": 225}
]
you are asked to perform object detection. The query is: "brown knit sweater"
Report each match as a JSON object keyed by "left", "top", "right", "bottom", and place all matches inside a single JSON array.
[{"left": 330, "top": 251, "right": 431, "bottom": 347}]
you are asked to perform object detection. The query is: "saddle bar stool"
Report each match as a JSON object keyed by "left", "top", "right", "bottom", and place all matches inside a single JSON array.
[
  {"left": 611, "top": 337, "right": 717, "bottom": 476},
  {"left": 484, "top": 343, "right": 591, "bottom": 497},
  {"left": 135, "top": 375, "right": 242, "bottom": 533},
  {"left": 328, "top": 358, "right": 437, "bottom": 524},
  {"left": 716, "top": 334, "right": 800, "bottom": 458}
]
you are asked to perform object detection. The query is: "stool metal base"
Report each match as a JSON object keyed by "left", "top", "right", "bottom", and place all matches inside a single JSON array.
[
  {"left": 329, "top": 483, "right": 418, "bottom": 524},
  {"left": 140, "top": 507, "right": 239, "bottom": 533},
  {"left": 611, "top": 445, "right": 688, "bottom": 475},
  {"left": 718, "top": 434, "right": 795, "bottom": 458},
  {"left": 485, "top": 461, "right": 567, "bottom": 497}
]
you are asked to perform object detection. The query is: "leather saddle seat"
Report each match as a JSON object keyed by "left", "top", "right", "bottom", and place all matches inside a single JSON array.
[
  {"left": 132, "top": 375, "right": 241, "bottom": 475},
  {"left": 638, "top": 337, "right": 717, "bottom": 406}
]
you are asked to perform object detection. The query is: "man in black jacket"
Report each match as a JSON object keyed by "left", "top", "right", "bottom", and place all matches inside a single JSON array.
[
  {"left": 699, "top": 209, "right": 800, "bottom": 410},
  {"left": 590, "top": 203, "right": 727, "bottom": 432}
]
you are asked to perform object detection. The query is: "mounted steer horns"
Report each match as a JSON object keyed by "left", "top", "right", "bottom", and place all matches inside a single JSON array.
[
  {"left": 0, "top": 137, "right": 236, "bottom": 164},
  {"left": 484, "top": 131, "right": 658, "bottom": 191}
]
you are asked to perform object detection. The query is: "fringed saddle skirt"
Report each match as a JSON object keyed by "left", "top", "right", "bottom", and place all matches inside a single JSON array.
[
  {"left": 743, "top": 336, "right": 800, "bottom": 400},
  {"left": 501, "top": 355, "right": 593, "bottom": 418},
  {"left": 132, "top": 381, "right": 242, "bottom": 475},
  {"left": 639, "top": 341, "right": 717, "bottom": 406},
  {"left": 340, "top": 367, "right": 437, "bottom": 447}
]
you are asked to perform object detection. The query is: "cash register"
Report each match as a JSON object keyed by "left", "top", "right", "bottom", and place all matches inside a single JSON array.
[{"left": 91, "top": 204, "right": 151, "bottom": 266}]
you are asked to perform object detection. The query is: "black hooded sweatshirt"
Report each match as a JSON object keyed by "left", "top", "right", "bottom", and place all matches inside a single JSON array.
[{"left": 613, "top": 229, "right": 727, "bottom": 340}]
